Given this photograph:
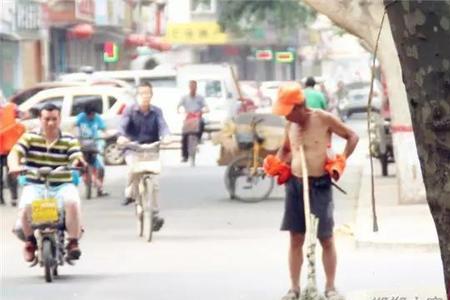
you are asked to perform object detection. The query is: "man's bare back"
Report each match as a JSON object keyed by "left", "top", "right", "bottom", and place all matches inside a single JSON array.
[{"left": 288, "top": 109, "right": 332, "bottom": 177}]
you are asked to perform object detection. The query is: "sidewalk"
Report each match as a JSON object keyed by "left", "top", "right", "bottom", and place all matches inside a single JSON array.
[
  {"left": 348, "top": 157, "right": 447, "bottom": 299},
  {"left": 354, "top": 157, "right": 440, "bottom": 250}
]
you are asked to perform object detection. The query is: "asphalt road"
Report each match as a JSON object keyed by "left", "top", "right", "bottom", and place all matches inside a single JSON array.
[{"left": 0, "top": 116, "right": 444, "bottom": 300}]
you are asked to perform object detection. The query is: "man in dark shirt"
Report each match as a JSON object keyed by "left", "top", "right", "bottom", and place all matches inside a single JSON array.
[{"left": 118, "top": 82, "right": 169, "bottom": 230}]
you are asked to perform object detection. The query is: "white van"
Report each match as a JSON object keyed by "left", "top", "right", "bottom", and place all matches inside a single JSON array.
[
  {"left": 59, "top": 68, "right": 178, "bottom": 88},
  {"left": 59, "top": 68, "right": 183, "bottom": 134},
  {"left": 59, "top": 64, "right": 242, "bottom": 134}
]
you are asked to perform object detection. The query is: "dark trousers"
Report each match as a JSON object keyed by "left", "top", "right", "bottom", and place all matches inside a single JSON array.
[
  {"left": 181, "top": 120, "right": 204, "bottom": 160},
  {"left": 0, "top": 154, "right": 18, "bottom": 204}
]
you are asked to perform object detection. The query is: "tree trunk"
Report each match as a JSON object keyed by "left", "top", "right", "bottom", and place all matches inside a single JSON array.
[
  {"left": 303, "top": 0, "right": 426, "bottom": 204},
  {"left": 385, "top": 0, "right": 450, "bottom": 297}
]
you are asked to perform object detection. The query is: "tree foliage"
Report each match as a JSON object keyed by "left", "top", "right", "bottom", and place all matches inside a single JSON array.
[{"left": 217, "top": 0, "right": 316, "bottom": 41}]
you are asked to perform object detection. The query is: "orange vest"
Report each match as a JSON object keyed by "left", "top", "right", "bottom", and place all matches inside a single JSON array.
[{"left": 0, "top": 103, "right": 25, "bottom": 155}]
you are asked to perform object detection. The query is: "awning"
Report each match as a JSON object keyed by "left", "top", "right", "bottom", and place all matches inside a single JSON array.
[
  {"left": 0, "top": 32, "right": 21, "bottom": 41},
  {"left": 67, "top": 23, "right": 94, "bottom": 39}
]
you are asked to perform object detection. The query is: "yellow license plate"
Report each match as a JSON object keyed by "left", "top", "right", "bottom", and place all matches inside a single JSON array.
[{"left": 31, "top": 198, "right": 59, "bottom": 224}]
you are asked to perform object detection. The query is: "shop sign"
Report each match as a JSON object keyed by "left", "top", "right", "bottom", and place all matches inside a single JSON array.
[
  {"left": 103, "top": 41, "right": 119, "bottom": 63},
  {"left": 15, "top": 0, "right": 42, "bottom": 39},
  {"left": 75, "top": 0, "right": 95, "bottom": 22},
  {"left": 164, "top": 22, "right": 228, "bottom": 45},
  {"left": 275, "top": 51, "right": 295, "bottom": 63},
  {"left": 255, "top": 49, "right": 273, "bottom": 61}
]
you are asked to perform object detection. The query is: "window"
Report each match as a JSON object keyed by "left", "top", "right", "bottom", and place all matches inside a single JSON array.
[
  {"left": 108, "top": 96, "right": 117, "bottom": 109},
  {"left": 191, "top": 0, "right": 215, "bottom": 13},
  {"left": 146, "top": 76, "right": 177, "bottom": 88},
  {"left": 196, "top": 80, "right": 223, "bottom": 98},
  {"left": 71, "top": 95, "right": 103, "bottom": 116},
  {"left": 29, "top": 96, "right": 64, "bottom": 118}
]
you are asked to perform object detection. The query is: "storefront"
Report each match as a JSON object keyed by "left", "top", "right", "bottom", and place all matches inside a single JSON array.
[
  {"left": 0, "top": 1, "right": 20, "bottom": 97},
  {"left": 0, "top": 38, "right": 20, "bottom": 97}
]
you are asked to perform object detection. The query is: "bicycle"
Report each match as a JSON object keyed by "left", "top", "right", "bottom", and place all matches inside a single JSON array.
[
  {"left": 122, "top": 141, "right": 161, "bottom": 242},
  {"left": 78, "top": 138, "right": 99, "bottom": 199},
  {"left": 224, "top": 117, "right": 275, "bottom": 203},
  {"left": 182, "top": 112, "right": 202, "bottom": 167}
]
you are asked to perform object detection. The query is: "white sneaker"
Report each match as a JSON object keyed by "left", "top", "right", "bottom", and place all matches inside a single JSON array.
[{"left": 281, "top": 290, "right": 300, "bottom": 300}]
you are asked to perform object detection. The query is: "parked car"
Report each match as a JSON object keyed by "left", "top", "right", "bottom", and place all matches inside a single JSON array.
[
  {"left": 337, "top": 81, "right": 382, "bottom": 120},
  {"left": 19, "top": 85, "right": 135, "bottom": 165},
  {"left": 9, "top": 80, "right": 134, "bottom": 106},
  {"left": 60, "top": 68, "right": 184, "bottom": 136},
  {"left": 59, "top": 68, "right": 178, "bottom": 88},
  {"left": 9, "top": 81, "right": 85, "bottom": 106}
]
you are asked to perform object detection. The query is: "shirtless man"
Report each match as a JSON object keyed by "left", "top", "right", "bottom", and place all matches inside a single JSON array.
[{"left": 268, "top": 82, "right": 359, "bottom": 300}]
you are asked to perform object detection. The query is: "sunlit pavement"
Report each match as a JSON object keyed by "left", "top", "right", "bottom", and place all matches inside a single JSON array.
[{"left": 0, "top": 116, "right": 445, "bottom": 300}]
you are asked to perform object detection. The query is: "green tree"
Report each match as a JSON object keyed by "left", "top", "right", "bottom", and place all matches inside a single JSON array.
[{"left": 217, "top": 0, "right": 315, "bottom": 41}]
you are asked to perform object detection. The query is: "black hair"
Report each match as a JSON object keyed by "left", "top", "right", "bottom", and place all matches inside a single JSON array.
[
  {"left": 39, "top": 103, "right": 61, "bottom": 116},
  {"left": 84, "top": 104, "right": 97, "bottom": 115},
  {"left": 137, "top": 81, "right": 153, "bottom": 89},
  {"left": 305, "top": 77, "right": 316, "bottom": 87}
]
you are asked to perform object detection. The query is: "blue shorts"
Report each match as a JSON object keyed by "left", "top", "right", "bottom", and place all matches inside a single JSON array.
[{"left": 281, "top": 174, "right": 334, "bottom": 239}]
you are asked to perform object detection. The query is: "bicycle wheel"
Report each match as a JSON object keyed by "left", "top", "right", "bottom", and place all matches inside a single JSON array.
[
  {"left": 84, "top": 167, "right": 92, "bottom": 199},
  {"left": 224, "top": 154, "right": 274, "bottom": 203},
  {"left": 136, "top": 197, "right": 144, "bottom": 237},
  {"left": 187, "top": 134, "right": 198, "bottom": 167},
  {"left": 141, "top": 177, "right": 154, "bottom": 242},
  {"left": 42, "top": 239, "right": 54, "bottom": 283}
]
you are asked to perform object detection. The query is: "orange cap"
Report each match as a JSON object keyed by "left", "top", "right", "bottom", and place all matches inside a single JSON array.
[{"left": 272, "top": 82, "right": 305, "bottom": 116}]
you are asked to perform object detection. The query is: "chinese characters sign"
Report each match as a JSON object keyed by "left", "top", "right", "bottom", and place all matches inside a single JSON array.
[{"left": 164, "top": 22, "right": 228, "bottom": 45}]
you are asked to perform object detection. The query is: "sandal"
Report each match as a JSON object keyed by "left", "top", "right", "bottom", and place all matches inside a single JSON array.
[
  {"left": 325, "top": 289, "right": 344, "bottom": 300},
  {"left": 281, "top": 289, "right": 300, "bottom": 300}
]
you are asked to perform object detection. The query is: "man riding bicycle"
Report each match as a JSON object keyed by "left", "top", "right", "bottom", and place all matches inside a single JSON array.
[
  {"left": 8, "top": 103, "right": 86, "bottom": 262},
  {"left": 177, "top": 80, "right": 209, "bottom": 163},
  {"left": 74, "top": 104, "right": 108, "bottom": 197},
  {"left": 117, "top": 81, "right": 169, "bottom": 231}
]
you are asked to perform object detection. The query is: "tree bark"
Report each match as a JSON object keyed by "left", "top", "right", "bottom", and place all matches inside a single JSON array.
[
  {"left": 385, "top": 0, "right": 450, "bottom": 297},
  {"left": 303, "top": 0, "right": 426, "bottom": 204}
]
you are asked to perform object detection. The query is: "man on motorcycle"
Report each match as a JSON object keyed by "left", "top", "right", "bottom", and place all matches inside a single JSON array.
[
  {"left": 177, "top": 80, "right": 209, "bottom": 163},
  {"left": 8, "top": 103, "right": 86, "bottom": 262},
  {"left": 117, "top": 81, "right": 169, "bottom": 231},
  {"left": 75, "top": 104, "right": 109, "bottom": 196}
]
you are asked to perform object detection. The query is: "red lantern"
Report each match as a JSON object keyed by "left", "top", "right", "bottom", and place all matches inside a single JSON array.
[
  {"left": 68, "top": 23, "right": 94, "bottom": 39},
  {"left": 125, "top": 34, "right": 146, "bottom": 46},
  {"left": 146, "top": 36, "right": 171, "bottom": 51}
]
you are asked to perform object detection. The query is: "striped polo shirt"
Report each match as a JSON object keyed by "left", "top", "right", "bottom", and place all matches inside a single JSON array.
[{"left": 13, "top": 131, "right": 82, "bottom": 186}]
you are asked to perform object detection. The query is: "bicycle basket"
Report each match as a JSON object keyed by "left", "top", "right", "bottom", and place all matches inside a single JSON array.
[
  {"left": 182, "top": 118, "right": 200, "bottom": 134},
  {"left": 131, "top": 151, "right": 161, "bottom": 174},
  {"left": 236, "top": 132, "right": 254, "bottom": 150}
]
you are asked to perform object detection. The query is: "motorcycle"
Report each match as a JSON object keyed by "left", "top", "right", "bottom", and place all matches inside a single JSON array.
[{"left": 14, "top": 166, "right": 81, "bottom": 282}]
